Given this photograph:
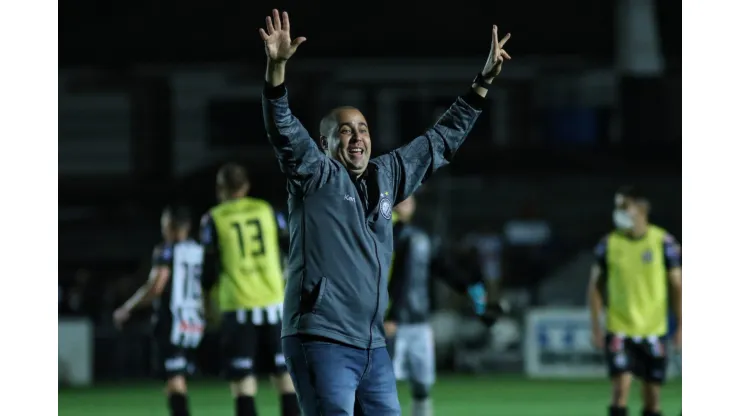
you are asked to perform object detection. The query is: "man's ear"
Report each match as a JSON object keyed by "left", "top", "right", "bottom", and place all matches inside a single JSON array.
[{"left": 319, "top": 136, "right": 329, "bottom": 152}]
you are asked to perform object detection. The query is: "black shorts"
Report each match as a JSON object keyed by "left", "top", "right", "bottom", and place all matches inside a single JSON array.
[
  {"left": 152, "top": 315, "right": 204, "bottom": 381},
  {"left": 221, "top": 308, "right": 287, "bottom": 379},
  {"left": 153, "top": 339, "right": 199, "bottom": 381},
  {"left": 605, "top": 333, "right": 668, "bottom": 384}
]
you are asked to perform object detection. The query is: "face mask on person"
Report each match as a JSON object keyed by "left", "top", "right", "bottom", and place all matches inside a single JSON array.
[{"left": 612, "top": 209, "right": 634, "bottom": 230}]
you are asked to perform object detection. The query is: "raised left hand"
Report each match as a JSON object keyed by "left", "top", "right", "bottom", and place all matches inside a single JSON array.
[{"left": 482, "top": 25, "right": 512, "bottom": 81}]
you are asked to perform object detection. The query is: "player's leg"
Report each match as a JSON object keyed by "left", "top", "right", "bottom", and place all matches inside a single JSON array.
[
  {"left": 260, "top": 322, "right": 300, "bottom": 416},
  {"left": 637, "top": 337, "right": 668, "bottom": 416},
  {"left": 640, "top": 383, "right": 662, "bottom": 416},
  {"left": 391, "top": 324, "right": 410, "bottom": 384},
  {"left": 605, "top": 334, "right": 634, "bottom": 416},
  {"left": 221, "top": 311, "right": 259, "bottom": 416},
  {"left": 165, "top": 374, "right": 190, "bottom": 416},
  {"left": 283, "top": 336, "right": 365, "bottom": 416},
  {"left": 407, "top": 324, "right": 436, "bottom": 416},
  {"left": 158, "top": 343, "right": 193, "bottom": 416},
  {"left": 354, "top": 346, "right": 402, "bottom": 416}
]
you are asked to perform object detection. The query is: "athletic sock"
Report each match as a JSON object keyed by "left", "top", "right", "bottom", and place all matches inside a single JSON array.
[
  {"left": 412, "top": 398, "right": 433, "bottom": 416},
  {"left": 236, "top": 395, "right": 257, "bottom": 416},
  {"left": 641, "top": 410, "right": 662, "bottom": 416},
  {"left": 609, "top": 405, "right": 627, "bottom": 416},
  {"left": 280, "top": 393, "right": 300, "bottom": 416},
  {"left": 168, "top": 392, "right": 189, "bottom": 416}
]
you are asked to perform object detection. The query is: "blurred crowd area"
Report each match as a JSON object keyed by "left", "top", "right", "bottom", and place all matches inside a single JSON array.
[{"left": 59, "top": 0, "right": 679, "bottom": 382}]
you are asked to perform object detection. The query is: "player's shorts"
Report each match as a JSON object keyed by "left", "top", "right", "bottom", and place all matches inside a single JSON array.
[
  {"left": 153, "top": 339, "right": 199, "bottom": 381},
  {"left": 221, "top": 304, "right": 286, "bottom": 380},
  {"left": 605, "top": 332, "right": 668, "bottom": 384},
  {"left": 391, "top": 322, "right": 435, "bottom": 386},
  {"left": 153, "top": 315, "right": 204, "bottom": 381}
]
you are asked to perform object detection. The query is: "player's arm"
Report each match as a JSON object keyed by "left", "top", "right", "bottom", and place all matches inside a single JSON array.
[
  {"left": 199, "top": 213, "right": 219, "bottom": 293},
  {"left": 113, "top": 246, "right": 172, "bottom": 328},
  {"left": 431, "top": 248, "right": 488, "bottom": 315},
  {"left": 664, "top": 233, "right": 682, "bottom": 345},
  {"left": 588, "top": 238, "right": 608, "bottom": 348},
  {"left": 260, "top": 10, "right": 326, "bottom": 193},
  {"left": 122, "top": 264, "right": 171, "bottom": 310}
]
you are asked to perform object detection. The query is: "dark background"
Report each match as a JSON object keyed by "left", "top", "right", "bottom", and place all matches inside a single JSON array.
[{"left": 61, "top": 0, "right": 679, "bottom": 66}]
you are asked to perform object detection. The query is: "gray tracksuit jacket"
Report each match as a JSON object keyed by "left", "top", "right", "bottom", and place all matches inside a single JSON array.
[{"left": 262, "top": 82, "right": 484, "bottom": 349}]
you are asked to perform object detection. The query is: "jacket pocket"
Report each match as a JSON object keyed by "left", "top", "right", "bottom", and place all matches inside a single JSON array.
[
  {"left": 313, "top": 277, "right": 328, "bottom": 313},
  {"left": 300, "top": 276, "right": 328, "bottom": 314}
]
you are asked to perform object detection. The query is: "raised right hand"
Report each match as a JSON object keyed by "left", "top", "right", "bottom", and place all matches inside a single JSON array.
[{"left": 258, "top": 9, "right": 306, "bottom": 63}]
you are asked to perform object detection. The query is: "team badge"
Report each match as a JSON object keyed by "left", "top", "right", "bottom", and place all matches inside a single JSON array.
[
  {"left": 642, "top": 250, "right": 653, "bottom": 263},
  {"left": 379, "top": 197, "right": 392, "bottom": 220}
]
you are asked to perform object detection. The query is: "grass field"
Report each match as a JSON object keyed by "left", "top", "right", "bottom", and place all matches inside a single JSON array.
[{"left": 59, "top": 375, "right": 681, "bottom": 416}]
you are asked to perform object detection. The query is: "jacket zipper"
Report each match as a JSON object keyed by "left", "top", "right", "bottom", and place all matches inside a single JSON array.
[{"left": 358, "top": 178, "right": 382, "bottom": 349}]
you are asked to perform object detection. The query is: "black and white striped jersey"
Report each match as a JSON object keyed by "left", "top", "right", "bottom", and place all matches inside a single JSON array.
[
  {"left": 152, "top": 239, "right": 206, "bottom": 348},
  {"left": 231, "top": 303, "right": 283, "bottom": 326}
]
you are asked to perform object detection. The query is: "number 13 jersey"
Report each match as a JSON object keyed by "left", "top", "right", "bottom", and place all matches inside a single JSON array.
[{"left": 201, "top": 197, "right": 285, "bottom": 311}]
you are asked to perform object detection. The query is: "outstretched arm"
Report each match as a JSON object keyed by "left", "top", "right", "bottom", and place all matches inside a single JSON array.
[
  {"left": 380, "top": 26, "right": 512, "bottom": 203},
  {"left": 112, "top": 245, "right": 172, "bottom": 329},
  {"left": 260, "top": 10, "right": 326, "bottom": 193}
]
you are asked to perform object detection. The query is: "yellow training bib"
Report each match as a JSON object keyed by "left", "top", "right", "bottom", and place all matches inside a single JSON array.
[
  {"left": 209, "top": 197, "right": 284, "bottom": 311},
  {"left": 605, "top": 225, "right": 669, "bottom": 337}
]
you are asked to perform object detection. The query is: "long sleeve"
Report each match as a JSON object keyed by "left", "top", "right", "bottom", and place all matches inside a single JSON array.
[
  {"left": 262, "top": 83, "right": 330, "bottom": 194},
  {"left": 376, "top": 89, "right": 486, "bottom": 204}
]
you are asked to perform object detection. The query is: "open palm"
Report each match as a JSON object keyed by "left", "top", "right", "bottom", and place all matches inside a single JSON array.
[{"left": 259, "top": 9, "right": 307, "bottom": 63}]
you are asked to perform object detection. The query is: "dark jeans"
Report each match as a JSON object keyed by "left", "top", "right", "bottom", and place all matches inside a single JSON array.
[{"left": 283, "top": 336, "right": 401, "bottom": 416}]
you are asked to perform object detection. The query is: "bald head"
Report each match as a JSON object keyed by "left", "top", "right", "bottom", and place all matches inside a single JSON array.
[
  {"left": 319, "top": 106, "right": 372, "bottom": 177},
  {"left": 320, "top": 106, "right": 359, "bottom": 137}
]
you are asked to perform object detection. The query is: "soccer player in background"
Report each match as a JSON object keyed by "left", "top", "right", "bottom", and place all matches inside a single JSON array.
[
  {"left": 385, "top": 195, "right": 489, "bottom": 416},
  {"left": 588, "top": 186, "right": 681, "bottom": 416},
  {"left": 200, "top": 163, "right": 299, "bottom": 416},
  {"left": 260, "top": 9, "right": 511, "bottom": 415},
  {"left": 113, "top": 206, "right": 205, "bottom": 416}
]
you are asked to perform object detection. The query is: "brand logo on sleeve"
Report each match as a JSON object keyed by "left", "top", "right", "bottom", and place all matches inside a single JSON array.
[{"left": 380, "top": 197, "right": 392, "bottom": 220}]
